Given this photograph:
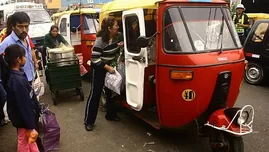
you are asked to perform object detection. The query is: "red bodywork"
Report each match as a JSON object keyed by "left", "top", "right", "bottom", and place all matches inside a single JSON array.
[
  {"left": 120, "top": 0, "right": 245, "bottom": 129},
  {"left": 72, "top": 14, "right": 96, "bottom": 71},
  {"left": 207, "top": 108, "right": 251, "bottom": 134}
]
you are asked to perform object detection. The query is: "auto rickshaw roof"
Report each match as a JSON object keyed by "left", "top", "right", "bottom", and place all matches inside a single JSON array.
[
  {"left": 101, "top": 0, "right": 227, "bottom": 13},
  {"left": 247, "top": 13, "right": 269, "bottom": 19},
  {"left": 51, "top": 12, "right": 63, "bottom": 17},
  {"left": 60, "top": 8, "right": 98, "bottom": 15}
]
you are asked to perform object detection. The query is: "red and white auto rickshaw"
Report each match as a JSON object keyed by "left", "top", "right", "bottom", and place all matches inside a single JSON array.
[
  {"left": 56, "top": 8, "right": 99, "bottom": 72},
  {"left": 100, "top": 0, "right": 254, "bottom": 151}
]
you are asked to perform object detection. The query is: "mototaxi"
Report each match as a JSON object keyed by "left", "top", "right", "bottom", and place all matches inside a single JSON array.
[
  {"left": 246, "top": 13, "right": 269, "bottom": 27},
  {"left": 56, "top": 8, "right": 99, "bottom": 71},
  {"left": 100, "top": 0, "right": 254, "bottom": 151},
  {"left": 243, "top": 19, "right": 269, "bottom": 85},
  {"left": 51, "top": 12, "right": 63, "bottom": 25}
]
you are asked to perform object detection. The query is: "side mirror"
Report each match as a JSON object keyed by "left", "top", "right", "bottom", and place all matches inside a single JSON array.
[
  {"left": 71, "top": 27, "right": 76, "bottom": 33},
  {"left": 136, "top": 36, "right": 150, "bottom": 48}
]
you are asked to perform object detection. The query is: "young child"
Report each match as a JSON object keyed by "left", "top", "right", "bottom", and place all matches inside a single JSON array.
[{"left": 4, "top": 44, "right": 41, "bottom": 152}]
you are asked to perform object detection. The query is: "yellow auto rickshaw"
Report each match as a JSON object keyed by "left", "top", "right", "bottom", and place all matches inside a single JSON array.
[
  {"left": 247, "top": 13, "right": 269, "bottom": 27},
  {"left": 55, "top": 8, "right": 99, "bottom": 71},
  {"left": 51, "top": 12, "right": 63, "bottom": 25}
]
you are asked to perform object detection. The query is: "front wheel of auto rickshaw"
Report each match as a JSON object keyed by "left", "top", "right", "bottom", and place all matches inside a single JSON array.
[
  {"left": 210, "top": 133, "right": 244, "bottom": 152},
  {"left": 245, "top": 62, "right": 264, "bottom": 85}
]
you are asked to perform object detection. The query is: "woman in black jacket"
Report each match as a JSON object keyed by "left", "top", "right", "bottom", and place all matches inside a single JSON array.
[{"left": 84, "top": 16, "right": 123, "bottom": 131}]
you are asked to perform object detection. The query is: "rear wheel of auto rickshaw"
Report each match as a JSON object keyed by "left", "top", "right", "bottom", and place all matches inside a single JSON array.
[
  {"left": 210, "top": 132, "right": 244, "bottom": 152},
  {"left": 245, "top": 62, "right": 264, "bottom": 85},
  {"left": 79, "top": 88, "right": 84, "bottom": 101}
]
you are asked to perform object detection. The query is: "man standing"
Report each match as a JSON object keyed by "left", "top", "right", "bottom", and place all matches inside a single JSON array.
[
  {"left": 232, "top": 4, "right": 250, "bottom": 45},
  {"left": 0, "top": 12, "right": 38, "bottom": 83}
]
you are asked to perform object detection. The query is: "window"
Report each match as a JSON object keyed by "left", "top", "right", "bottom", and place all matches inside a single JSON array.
[
  {"left": 84, "top": 14, "right": 99, "bottom": 34},
  {"left": 251, "top": 23, "right": 268, "bottom": 43},
  {"left": 69, "top": 15, "right": 98, "bottom": 34},
  {"left": 60, "top": 18, "right": 67, "bottom": 36},
  {"left": 125, "top": 16, "right": 141, "bottom": 54},
  {"left": 23, "top": 10, "right": 52, "bottom": 24},
  {"left": 163, "top": 7, "right": 241, "bottom": 53}
]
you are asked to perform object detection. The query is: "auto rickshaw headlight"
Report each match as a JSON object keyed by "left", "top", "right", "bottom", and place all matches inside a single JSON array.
[
  {"left": 237, "top": 111, "right": 249, "bottom": 125},
  {"left": 170, "top": 70, "right": 193, "bottom": 80}
]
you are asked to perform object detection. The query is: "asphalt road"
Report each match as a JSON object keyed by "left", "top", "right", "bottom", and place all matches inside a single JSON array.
[{"left": 0, "top": 80, "right": 268, "bottom": 152}]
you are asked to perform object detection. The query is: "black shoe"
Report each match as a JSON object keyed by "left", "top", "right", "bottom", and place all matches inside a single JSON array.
[
  {"left": 85, "top": 124, "right": 94, "bottom": 131},
  {"left": 105, "top": 115, "right": 121, "bottom": 121},
  {"left": 0, "top": 120, "right": 6, "bottom": 127}
]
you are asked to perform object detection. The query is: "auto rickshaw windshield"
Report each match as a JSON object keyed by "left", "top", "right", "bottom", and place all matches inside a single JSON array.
[{"left": 163, "top": 6, "right": 242, "bottom": 53}]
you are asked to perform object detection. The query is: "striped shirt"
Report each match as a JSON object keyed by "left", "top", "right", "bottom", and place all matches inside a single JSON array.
[{"left": 91, "top": 32, "right": 123, "bottom": 68}]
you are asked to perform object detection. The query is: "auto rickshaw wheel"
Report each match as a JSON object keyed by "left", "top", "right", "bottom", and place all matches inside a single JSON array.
[
  {"left": 245, "top": 62, "right": 264, "bottom": 85},
  {"left": 210, "top": 132, "right": 244, "bottom": 152}
]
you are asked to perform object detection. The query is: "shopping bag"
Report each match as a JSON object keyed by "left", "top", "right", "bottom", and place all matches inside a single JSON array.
[
  {"left": 41, "top": 104, "right": 60, "bottom": 152},
  {"left": 116, "top": 62, "right": 125, "bottom": 91},
  {"left": 32, "top": 71, "right": 45, "bottom": 101},
  {"left": 104, "top": 70, "right": 122, "bottom": 95}
]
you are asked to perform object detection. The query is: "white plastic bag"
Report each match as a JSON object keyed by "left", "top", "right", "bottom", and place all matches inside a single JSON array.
[
  {"left": 3, "top": 102, "right": 10, "bottom": 123},
  {"left": 104, "top": 70, "right": 122, "bottom": 95},
  {"left": 32, "top": 71, "right": 45, "bottom": 101},
  {"left": 116, "top": 62, "right": 125, "bottom": 91}
]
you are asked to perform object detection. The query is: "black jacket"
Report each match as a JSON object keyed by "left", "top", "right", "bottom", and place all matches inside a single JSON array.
[{"left": 7, "top": 69, "right": 40, "bottom": 129}]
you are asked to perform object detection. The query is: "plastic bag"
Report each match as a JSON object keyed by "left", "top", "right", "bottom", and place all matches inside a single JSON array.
[
  {"left": 32, "top": 71, "right": 45, "bottom": 101},
  {"left": 76, "top": 53, "right": 88, "bottom": 76},
  {"left": 3, "top": 102, "right": 10, "bottom": 123},
  {"left": 41, "top": 105, "right": 60, "bottom": 152},
  {"left": 116, "top": 62, "right": 125, "bottom": 91},
  {"left": 104, "top": 70, "right": 122, "bottom": 95}
]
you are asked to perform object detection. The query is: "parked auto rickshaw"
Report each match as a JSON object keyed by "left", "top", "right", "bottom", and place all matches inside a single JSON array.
[
  {"left": 100, "top": 0, "right": 254, "bottom": 151},
  {"left": 244, "top": 20, "right": 269, "bottom": 84},
  {"left": 56, "top": 8, "right": 99, "bottom": 71},
  {"left": 247, "top": 13, "right": 269, "bottom": 27},
  {"left": 51, "top": 12, "right": 62, "bottom": 25}
]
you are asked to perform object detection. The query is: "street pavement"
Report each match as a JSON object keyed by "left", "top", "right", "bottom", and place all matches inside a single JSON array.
[{"left": 0, "top": 80, "right": 268, "bottom": 152}]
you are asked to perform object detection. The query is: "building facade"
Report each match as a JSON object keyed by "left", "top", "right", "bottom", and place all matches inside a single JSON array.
[{"left": 46, "top": 0, "right": 61, "bottom": 9}]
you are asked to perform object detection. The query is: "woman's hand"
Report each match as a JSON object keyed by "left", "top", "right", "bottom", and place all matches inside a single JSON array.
[
  {"left": 105, "top": 65, "right": 115, "bottom": 74},
  {"left": 117, "top": 41, "right": 124, "bottom": 47},
  {"left": 107, "top": 66, "right": 115, "bottom": 74}
]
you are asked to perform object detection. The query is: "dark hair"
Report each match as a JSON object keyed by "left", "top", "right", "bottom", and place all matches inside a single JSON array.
[
  {"left": 6, "top": 15, "right": 12, "bottom": 36},
  {"left": 50, "top": 25, "right": 59, "bottom": 32},
  {"left": 4, "top": 44, "right": 26, "bottom": 67},
  {"left": 11, "top": 12, "right": 30, "bottom": 27},
  {"left": 97, "top": 16, "right": 117, "bottom": 42}
]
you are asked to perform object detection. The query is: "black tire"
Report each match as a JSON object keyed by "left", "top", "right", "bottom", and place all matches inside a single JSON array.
[
  {"left": 80, "top": 88, "right": 84, "bottom": 101},
  {"left": 210, "top": 133, "right": 244, "bottom": 152},
  {"left": 245, "top": 62, "right": 264, "bottom": 85}
]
